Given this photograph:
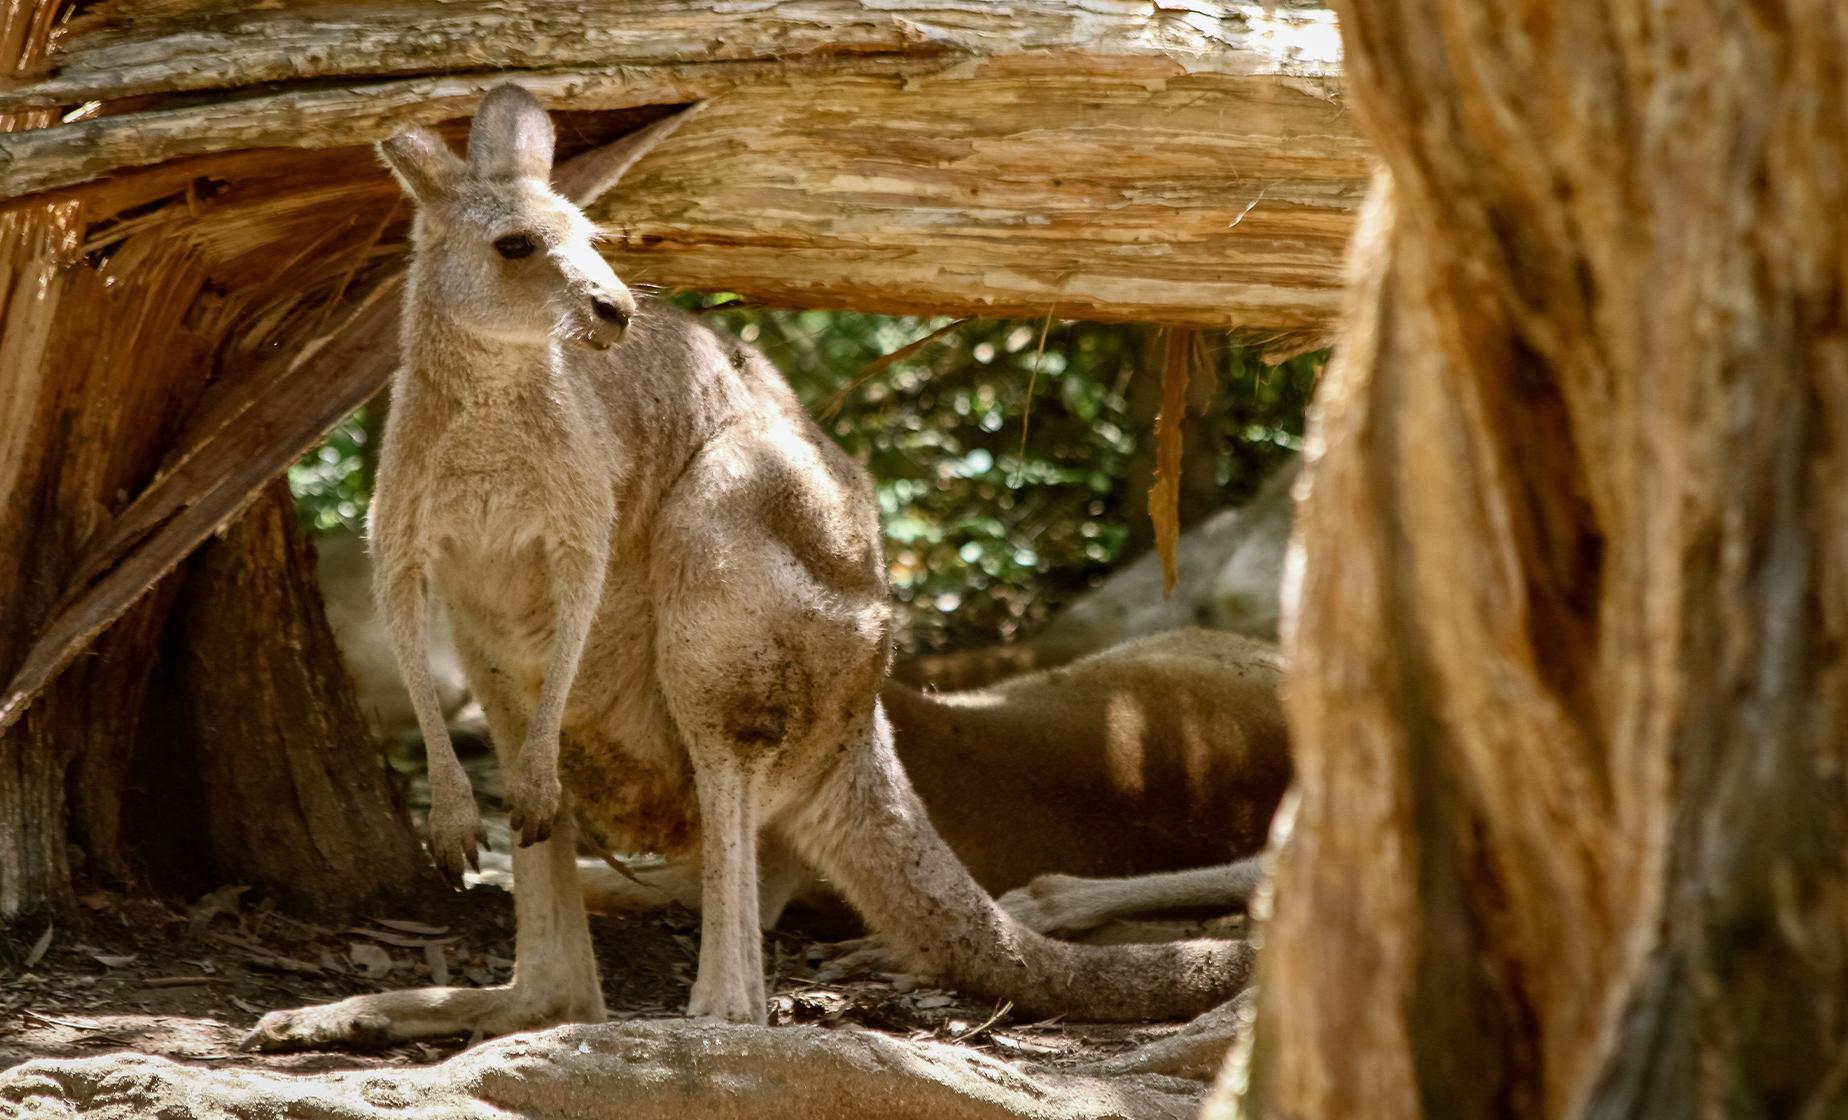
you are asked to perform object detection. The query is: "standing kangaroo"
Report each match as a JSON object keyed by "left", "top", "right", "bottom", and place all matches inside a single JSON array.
[{"left": 246, "top": 85, "right": 1250, "bottom": 1050}]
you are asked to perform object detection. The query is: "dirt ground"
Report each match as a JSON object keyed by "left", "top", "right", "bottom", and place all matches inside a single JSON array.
[
  {"left": 2, "top": 748, "right": 1237, "bottom": 1095},
  {"left": 0, "top": 865, "right": 1225, "bottom": 1084}
]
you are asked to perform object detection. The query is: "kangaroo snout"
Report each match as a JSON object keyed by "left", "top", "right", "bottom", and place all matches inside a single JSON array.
[
  {"left": 591, "top": 295, "right": 629, "bottom": 326},
  {"left": 578, "top": 286, "right": 635, "bottom": 350}
]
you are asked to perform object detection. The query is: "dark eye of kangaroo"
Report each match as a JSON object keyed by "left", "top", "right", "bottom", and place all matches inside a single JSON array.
[{"left": 493, "top": 233, "right": 536, "bottom": 260}]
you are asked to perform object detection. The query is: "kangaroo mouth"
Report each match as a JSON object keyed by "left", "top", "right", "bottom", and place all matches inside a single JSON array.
[{"left": 577, "top": 322, "right": 628, "bottom": 351}]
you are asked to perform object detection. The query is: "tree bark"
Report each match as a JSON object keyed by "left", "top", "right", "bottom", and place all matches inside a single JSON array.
[
  {"left": 159, "top": 482, "right": 430, "bottom": 909},
  {"left": 1124, "top": 329, "right": 1227, "bottom": 558},
  {"left": 1219, "top": 2, "right": 1848, "bottom": 1117},
  {"left": 0, "top": 1, "right": 433, "bottom": 920}
]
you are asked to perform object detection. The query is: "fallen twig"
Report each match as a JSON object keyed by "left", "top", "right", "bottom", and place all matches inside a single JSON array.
[
  {"left": 948, "top": 999, "right": 1013, "bottom": 1044},
  {"left": 820, "top": 318, "right": 970, "bottom": 420},
  {"left": 141, "top": 976, "right": 221, "bottom": 989}
]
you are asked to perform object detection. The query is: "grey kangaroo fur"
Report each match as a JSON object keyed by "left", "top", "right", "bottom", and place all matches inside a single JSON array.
[{"left": 245, "top": 85, "right": 1249, "bottom": 1051}]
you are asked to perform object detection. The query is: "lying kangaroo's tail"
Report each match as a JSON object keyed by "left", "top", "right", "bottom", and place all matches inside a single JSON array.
[{"left": 784, "top": 705, "right": 1251, "bottom": 1021}]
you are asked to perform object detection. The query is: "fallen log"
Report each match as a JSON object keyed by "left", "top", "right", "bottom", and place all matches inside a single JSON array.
[{"left": 0, "top": 1, "right": 1365, "bottom": 332}]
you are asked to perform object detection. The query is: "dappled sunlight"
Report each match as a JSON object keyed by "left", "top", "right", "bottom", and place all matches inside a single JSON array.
[{"left": 1104, "top": 691, "right": 1151, "bottom": 796}]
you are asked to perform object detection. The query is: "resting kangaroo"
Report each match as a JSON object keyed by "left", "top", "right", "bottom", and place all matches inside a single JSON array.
[
  {"left": 565, "top": 628, "right": 1291, "bottom": 926},
  {"left": 246, "top": 85, "right": 1248, "bottom": 1050}
]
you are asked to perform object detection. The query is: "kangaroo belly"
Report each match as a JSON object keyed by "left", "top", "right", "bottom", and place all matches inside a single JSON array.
[
  {"left": 560, "top": 727, "right": 699, "bottom": 857},
  {"left": 445, "top": 558, "right": 701, "bottom": 858}
]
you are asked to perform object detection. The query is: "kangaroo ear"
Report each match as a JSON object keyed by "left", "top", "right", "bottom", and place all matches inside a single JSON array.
[
  {"left": 377, "top": 127, "right": 463, "bottom": 203},
  {"left": 468, "top": 84, "right": 555, "bottom": 180}
]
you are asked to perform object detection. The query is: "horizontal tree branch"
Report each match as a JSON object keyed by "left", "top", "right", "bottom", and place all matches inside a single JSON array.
[
  {"left": 0, "top": 3, "right": 1363, "bottom": 332},
  {"left": 2, "top": 1, "right": 1341, "bottom": 112}
]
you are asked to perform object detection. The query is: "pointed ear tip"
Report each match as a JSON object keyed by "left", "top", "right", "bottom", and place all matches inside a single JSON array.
[
  {"left": 378, "top": 127, "right": 444, "bottom": 156},
  {"left": 483, "top": 82, "right": 544, "bottom": 110}
]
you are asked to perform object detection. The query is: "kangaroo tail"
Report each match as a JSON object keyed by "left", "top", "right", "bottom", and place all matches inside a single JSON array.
[{"left": 783, "top": 706, "right": 1252, "bottom": 1021}]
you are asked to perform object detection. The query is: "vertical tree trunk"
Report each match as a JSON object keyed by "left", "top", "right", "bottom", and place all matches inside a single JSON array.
[
  {"left": 1221, "top": 2, "right": 1848, "bottom": 1117},
  {"left": 0, "top": 210, "right": 220, "bottom": 918},
  {"left": 157, "top": 481, "right": 431, "bottom": 909}
]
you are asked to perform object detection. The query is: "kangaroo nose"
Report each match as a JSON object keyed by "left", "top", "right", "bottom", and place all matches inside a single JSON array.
[{"left": 591, "top": 296, "right": 629, "bottom": 327}]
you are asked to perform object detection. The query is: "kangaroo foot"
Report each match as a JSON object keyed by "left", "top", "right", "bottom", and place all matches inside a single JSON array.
[
  {"left": 240, "top": 984, "right": 599, "bottom": 1053},
  {"left": 997, "top": 873, "right": 1108, "bottom": 937},
  {"left": 686, "top": 964, "right": 767, "bottom": 1025},
  {"left": 240, "top": 1001, "right": 397, "bottom": 1053}
]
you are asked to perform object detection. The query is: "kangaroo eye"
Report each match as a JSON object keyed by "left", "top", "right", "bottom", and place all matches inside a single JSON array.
[{"left": 493, "top": 233, "right": 536, "bottom": 260}]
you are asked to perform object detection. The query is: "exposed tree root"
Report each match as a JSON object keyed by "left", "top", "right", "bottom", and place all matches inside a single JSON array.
[
  {"left": 1081, "top": 992, "right": 1252, "bottom": 1082},
  {"left": 0, "top": 1020, "right": 1204, "bottom": 1120}
]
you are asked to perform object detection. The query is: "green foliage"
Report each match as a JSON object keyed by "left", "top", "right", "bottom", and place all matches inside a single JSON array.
[
  {"left": 289, "top": 405, "right": 372, "bottom": 534},
  {"left": 288, "top": 304, "right": 1319, "bottom": 650}
]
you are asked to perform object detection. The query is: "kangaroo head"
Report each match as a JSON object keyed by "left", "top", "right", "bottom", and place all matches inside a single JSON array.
[{"left": 378, "top": 84, "right": 634, "bottom": 351}]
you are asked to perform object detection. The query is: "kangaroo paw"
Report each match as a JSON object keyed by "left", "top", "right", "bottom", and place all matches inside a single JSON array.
[
  {"left": 506, "top": 767, "right": 562, "bottom": 848},
  {"left": 427, "top": 781, "right": 485, "bottom": 888}
]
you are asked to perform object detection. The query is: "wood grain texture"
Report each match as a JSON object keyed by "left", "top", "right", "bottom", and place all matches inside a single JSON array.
[
  {"left": 587, "top": 64, "right": 1363, "bottom": 330},
  {"left": 0, "top": 1, "right": 1365, "bottom": 332},
  {"left": 3, "top": 0, "right": 1343, "bottom": 110},
  {"left": 0, "top": 13, "right": 431, "bottom": 911}
]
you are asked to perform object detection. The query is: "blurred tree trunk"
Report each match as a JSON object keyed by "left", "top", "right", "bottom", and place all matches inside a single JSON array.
[{"left": 1219, "top": 2, "right": 1848, "bottom": 1117}]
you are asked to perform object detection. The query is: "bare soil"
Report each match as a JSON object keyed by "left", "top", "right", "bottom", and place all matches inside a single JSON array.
[
  {"left": 0, "top": 878, "right": 1210, "bottom": 1081},
  {"left": 1, "top": 748, "right": 1228, "bottom": 1086}
]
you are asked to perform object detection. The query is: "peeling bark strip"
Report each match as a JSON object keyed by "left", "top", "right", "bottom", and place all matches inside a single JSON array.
[
  {"left": 0, "top": 2, "right": 1366, "bottom": 332},
  {"left": 0, "top": 1020, "right": 1205, "bottom": 1120},
  {"left": 1222, "top": 1, "right": 1848, "bottom": 1117},
  {"left": 1148, "top": 329, "right": 1196, "bottom": 596}
]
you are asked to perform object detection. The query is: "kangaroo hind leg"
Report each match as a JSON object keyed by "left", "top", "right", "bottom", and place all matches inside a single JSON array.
[
  {"left": 244, "top": 659, "right": 603, "bottom": 1052},
  {"left": 243, "top": 806, "right": 602, "bottom": 1051},
  {"left": 999, "top": 857, "right": 1268, "bottom": 938}
]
